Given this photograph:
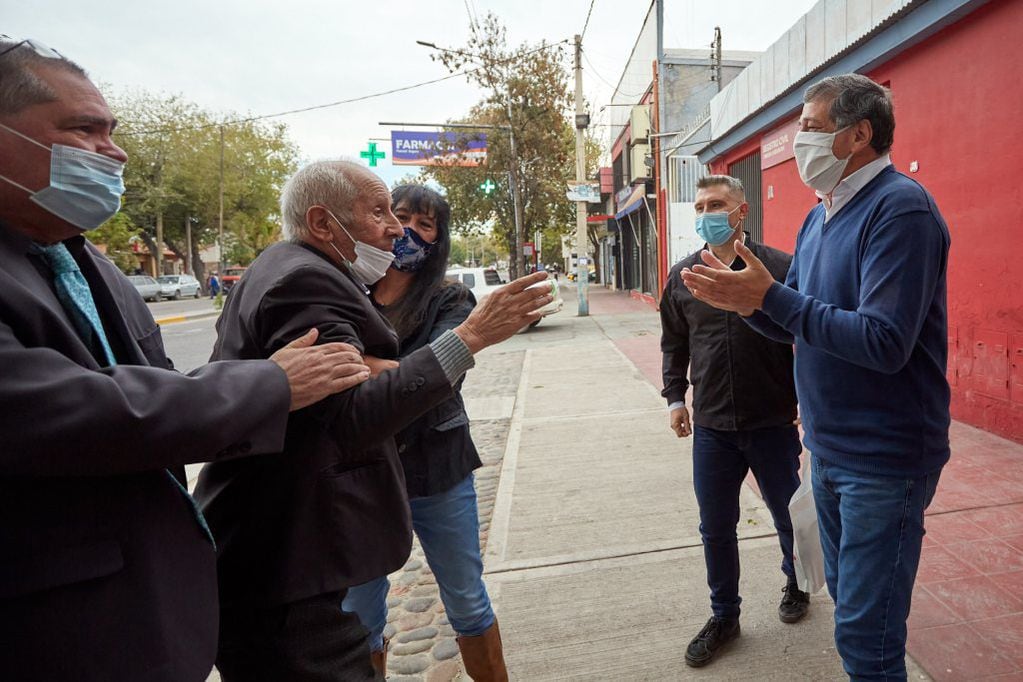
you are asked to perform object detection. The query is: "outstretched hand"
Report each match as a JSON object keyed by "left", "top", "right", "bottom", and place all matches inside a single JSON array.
[
  {"left": 679, "top": 240, "right": 774, "bottom": 316},
  {"left": 454, "top": 271, "right": 553, "bottom": 354}
]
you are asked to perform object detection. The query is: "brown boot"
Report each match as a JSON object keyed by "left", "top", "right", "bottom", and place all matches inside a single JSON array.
[
  {"left": 457, "top": 620, "right": 508, "bottom": 682},
  {"left": 370, "top": 637, "right": 388, "bottom": 679}
]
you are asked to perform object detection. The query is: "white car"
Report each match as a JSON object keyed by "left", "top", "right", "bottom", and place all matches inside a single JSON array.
[
  {"left": 128, "top": 275, "right": 162, "bottom": 302},
  {"left": 446, "top": 267, "right": 563, "bottom": 328},
  {"left": 157, "top": 274, "right": 202, "bottom": 300}
]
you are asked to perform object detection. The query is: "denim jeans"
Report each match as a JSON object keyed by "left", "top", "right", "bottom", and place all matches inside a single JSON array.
[
  {"left": 342, "top": 474, "right": 494, "bottom": 651},
  {"left": 812, "top": 456, "right": 941, "bottom": 681},
  {"left": 692, "top": 424, "right": 802, "bottom": 620}
]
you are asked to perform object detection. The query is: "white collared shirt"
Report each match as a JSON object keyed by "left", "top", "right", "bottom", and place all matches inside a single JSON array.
[{"left": 818, "top": 154, "right": 892, "bottom": 223}]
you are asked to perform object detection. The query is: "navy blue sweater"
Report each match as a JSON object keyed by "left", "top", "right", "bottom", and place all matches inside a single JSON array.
[{"left": 747, "top": 165, "right": 951, "bottom": 477}]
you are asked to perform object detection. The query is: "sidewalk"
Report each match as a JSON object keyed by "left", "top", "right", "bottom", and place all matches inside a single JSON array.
[
  {"left": 483, "top": 285, "right": 866, "bottom": 680},
  {"left": 484, "top": 284, "right": 1023, "bottom": 680}
]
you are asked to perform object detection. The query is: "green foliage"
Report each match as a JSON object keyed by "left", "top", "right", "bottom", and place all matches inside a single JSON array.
[
  {"left": 422, "top": 12, "right": 576, "bottom": 278},
  {"left": 91, "top": 212, "right": 141, "bottom": 273},
  {"left": 108, "top": 91, "right": 299, "bottom": 282}
]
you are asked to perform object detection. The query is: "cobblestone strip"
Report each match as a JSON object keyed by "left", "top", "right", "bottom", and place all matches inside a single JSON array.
[{"left": 380, "top": 350, "right": 525, "bottom": 682}]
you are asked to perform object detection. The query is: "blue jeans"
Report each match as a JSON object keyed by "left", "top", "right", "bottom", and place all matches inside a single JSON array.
[
  {"left": 812, "top": 456, "right": 941, "bottom": 681},
  {"left": 692, "top": 425, "right": 802, "bottom": 620},
  {"left": 341, "top": 474, "right": 494, "bottom": 651}
]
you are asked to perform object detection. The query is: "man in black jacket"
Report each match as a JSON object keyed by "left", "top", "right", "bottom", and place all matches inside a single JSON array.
[
  {"left": 660, "top": 175, "right": 807, "bottom": 668},
  {"left": 0, "top": 39, "right": 370, "bottom": 682},
  {"left": 195, "top": 159, "right": 552, "bottom": 681}
]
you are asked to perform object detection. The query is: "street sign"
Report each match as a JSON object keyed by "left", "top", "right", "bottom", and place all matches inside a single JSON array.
[
  {"left": 360, "top": 141, "right": 385, "bottom": 167},
  {"left": 522, "top": 242, "right": 535, "bottom": 256},
  {"left": 566, "top": 182, "right": 601, "bottom": 203},
  {"left": 390, "top": 131, "right": 487, "bottom": 167}
]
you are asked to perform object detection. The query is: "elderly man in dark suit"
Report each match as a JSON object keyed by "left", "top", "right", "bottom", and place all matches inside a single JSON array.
[
  {"left": 195, "top": 159, "right": 551, "bottom": 681},
  {"left": 0, "top": 38, "right": 372, "bottom": 682}
]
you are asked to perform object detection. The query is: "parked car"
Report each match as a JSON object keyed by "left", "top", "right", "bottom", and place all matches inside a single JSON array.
[
  {"left": 157, "top": 274, "right": 202, "bottom": 300},
  {"left": 445, "top": 267, "right": 562, "bottom": 328},
  {"left": 221, "top": 266, "right": 247, "bottom": 291},
  {"left": 128, "top": 275, "right": 162, "bottom": 302}
]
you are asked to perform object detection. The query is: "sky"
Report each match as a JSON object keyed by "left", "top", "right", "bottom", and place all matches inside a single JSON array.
[{"left": 5, "top": 0, "right": 818, "bottom": 186}]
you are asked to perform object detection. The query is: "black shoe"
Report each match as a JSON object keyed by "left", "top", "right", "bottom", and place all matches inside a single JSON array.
[
  {"left": 684, "top": 616, "right": 740, "bottom": 667},
  {"left": 779, "top": 579, "right": 810, "bottom": 623}
]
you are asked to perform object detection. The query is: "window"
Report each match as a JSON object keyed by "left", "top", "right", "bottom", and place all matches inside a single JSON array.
[
  {"left": 484, "top": 270, "right": 501, "bottom": 285},
  {"left": 462, "top": 273, "right": 476, "bottom": 288}
]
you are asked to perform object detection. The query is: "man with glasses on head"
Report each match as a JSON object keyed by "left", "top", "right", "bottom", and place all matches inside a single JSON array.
[
  {"left": 681, "top": 74, "right": 951, "bottom": 680},
  {"left": 0, "top": 37, "right": 374, "bottom": 682},
  {"left": 661, "top": 175, "right": 807, "bottom": 669}
]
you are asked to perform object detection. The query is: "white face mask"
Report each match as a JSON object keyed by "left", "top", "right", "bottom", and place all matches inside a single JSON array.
[
  {"left": 793, "top": 126, "right": 852, "bottom": 194},
  {"left": 324, "top": 208, "right": 395, "bottom": 285}
]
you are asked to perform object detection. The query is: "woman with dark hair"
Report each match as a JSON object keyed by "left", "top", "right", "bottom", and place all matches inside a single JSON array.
[{"left": 342, "top": 184, "right": 508, "bottom": 681}]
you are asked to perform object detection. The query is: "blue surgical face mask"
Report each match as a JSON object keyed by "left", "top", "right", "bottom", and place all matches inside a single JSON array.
[
  {"left": 0, "top": 122, "right": 125, "bottom": 231},
  {"left": 391, "top": 226, "right": 434, "bottom": 272},
  {"left": 695, "top": 204, "right": 742, "bottom": 246}
]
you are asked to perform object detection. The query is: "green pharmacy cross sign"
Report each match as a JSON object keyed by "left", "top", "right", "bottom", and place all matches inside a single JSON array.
[
  {"left": 480, "top": 178, "right": 496, "bottom": 195},
  {"left": 360, "top": 142, "right": 386, "bottom": 167}
]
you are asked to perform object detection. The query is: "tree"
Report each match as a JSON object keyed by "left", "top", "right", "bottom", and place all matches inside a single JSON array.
[
  {"left": 422, "top": 12, "right": 576, "bottom": 279},
  {"left": 109, "top": 92, "right": 298, "bottom": 286},
  {"left": 89, "top": 212, "right": 141, "bottom": 273}
]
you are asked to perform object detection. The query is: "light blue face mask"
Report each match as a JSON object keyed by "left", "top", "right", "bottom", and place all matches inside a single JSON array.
[
  {"left": 0, "top": 122, "right": 125, "bottom": 231},
  {"left": 695, "top": 204, "right": 742, "bottom": 246}
]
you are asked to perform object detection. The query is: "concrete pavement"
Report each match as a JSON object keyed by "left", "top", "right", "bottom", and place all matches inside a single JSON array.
[{"left": 480, "top": 286, "right": 922, "bottom": 680}]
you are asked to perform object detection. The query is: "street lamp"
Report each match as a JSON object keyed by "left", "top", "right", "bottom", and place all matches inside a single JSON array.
[{"left": 416, "top": 39, "right": 527, "bottom": 279}]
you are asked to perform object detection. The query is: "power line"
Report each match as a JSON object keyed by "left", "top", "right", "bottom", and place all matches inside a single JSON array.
[
  {"left": 582, "top": 49, "right": 646, "bottom": 99},
  {"left": 120, "top": 40, "right": 569, "bottom": 137},
  {"left": 581, "top": 0, "right": 597, "bottom": 40}
]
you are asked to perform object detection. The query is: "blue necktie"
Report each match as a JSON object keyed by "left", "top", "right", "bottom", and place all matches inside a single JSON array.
[
  {"left": 32, "top": 242, "right": 215, "bottom": 546},
  {"left": 32, "top": 242, "right": 117, "bottom": 366}
]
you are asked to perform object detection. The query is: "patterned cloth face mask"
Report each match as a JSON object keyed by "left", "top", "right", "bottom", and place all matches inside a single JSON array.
[{"left": 391, "top": 227, "right": 434, "bottom": 273}]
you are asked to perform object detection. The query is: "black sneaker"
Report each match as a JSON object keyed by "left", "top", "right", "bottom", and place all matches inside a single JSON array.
[
  {"left": 684, "top": 616, "right": 740, "bottom": 667},
  {"left": 779, "top": 579, "right": 810, "bottom": 623}
]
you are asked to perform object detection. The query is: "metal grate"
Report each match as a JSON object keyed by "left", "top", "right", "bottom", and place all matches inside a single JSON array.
[
  {"left": 728, "top": 152, "right": 763, "bottom": 244},
  {"left": 667, "top": 155, "right": 708, "bottom": 203}
]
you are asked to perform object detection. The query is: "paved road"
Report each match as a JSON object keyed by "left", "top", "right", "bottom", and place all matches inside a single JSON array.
[{"left": 146, "top": 296, "right": 218, "bottom": 320}]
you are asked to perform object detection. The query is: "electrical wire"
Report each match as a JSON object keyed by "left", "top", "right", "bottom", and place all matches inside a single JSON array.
[
  {"left": 581, "top": 0, "right": 597, "bottom": 40},
  {"left": 120, "top": 40, "right": 569, "bottom": 136},
  {"left": 582, "top": 49, "right": 647, "bottom": 99}
]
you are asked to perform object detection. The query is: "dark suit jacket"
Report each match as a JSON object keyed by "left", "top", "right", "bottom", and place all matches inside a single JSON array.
[
  {"left": 0, "top": 225, "right": 290, "bottom": 682},
  {"left": 389, "top": 283, "right": 482, "bottom": 498},
  {"left": 194, "top": 241, "right": 457, "bottom": 608}
]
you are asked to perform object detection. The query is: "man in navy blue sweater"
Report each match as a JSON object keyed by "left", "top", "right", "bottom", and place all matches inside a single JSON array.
[{"left": 681, "top": 74, "right": 950, "bottom": 680}]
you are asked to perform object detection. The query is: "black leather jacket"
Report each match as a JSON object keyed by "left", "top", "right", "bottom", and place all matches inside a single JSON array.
[{"left": 660, "top": 239, "right": 798, "bottom": 431}]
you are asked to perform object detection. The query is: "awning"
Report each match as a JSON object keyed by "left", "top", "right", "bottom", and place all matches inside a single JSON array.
[
  {"left": 614, "top": 184, "right": 645, "bottom": 220},
  {"left": 586, "top": 214, "right": 612, "bottom": 223}
]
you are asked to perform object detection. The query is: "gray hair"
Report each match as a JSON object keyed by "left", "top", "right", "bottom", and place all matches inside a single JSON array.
[
  {"left": 697, "top": 175, "right": 745, "bottom": 201},
  {"left": 804, "top": 74, "right": 894, "bottom": 154},
  {"left": 280, "top": 159, "right": 366, "bottom": 242},
  {"left": 0, "top": 38, "right": 88, "bottom": 115}
]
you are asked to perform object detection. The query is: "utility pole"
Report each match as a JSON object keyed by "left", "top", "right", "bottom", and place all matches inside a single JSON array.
[
  {"left": 712, "top": 27, "right": 723, "bottom": 92},
  {"left": 185, "top": 215, "right": 193, "bottom": 275},
  {"left": 218, "top": 125, "right": 225, "bottom": 275},
  {"left": 573, "top": 34, "right": 590, "bottom": 316},
  {"left": 155, "top": 211, "right": 163, "bottom": 276},
  {"left": 505, "top": 83, "right": 525, "bottom": 280}
]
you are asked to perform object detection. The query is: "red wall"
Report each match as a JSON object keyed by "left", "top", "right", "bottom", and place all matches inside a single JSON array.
[{"left": 712, "top": 0, "right": 1023, "bottom": 442}]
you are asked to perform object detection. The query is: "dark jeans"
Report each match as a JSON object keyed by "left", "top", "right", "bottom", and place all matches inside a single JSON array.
[
  {"left": 813, "top": 456, "right": 941, "bottom": 681},
  {"left": 217, "top": 591, "right": 379, "bottom": 681},
  {"left": 692, "top": 424, "right": 802, "bottom": 620}
]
